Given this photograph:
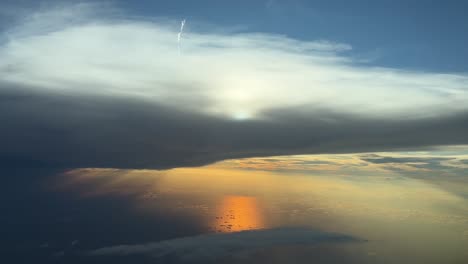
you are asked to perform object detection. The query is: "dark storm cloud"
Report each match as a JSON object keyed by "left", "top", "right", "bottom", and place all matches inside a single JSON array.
[{"left": 1, "top": 82, "right": 468, "bottom": 170}]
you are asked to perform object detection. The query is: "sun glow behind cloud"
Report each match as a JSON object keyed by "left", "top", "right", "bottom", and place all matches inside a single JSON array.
[{"left": 0, "top": 3, "right": 467, "bottom": 121}]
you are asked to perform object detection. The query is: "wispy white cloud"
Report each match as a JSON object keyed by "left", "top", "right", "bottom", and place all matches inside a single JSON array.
[{"left": 0, "top": 3, "right": 467, "bottom": 121}]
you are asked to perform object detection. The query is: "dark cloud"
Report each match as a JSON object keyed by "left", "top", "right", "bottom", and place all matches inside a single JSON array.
[{"left": 2, "top": 82, "right": 468, "bottom": 170}]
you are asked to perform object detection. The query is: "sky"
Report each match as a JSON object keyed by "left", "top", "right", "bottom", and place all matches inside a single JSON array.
[{"left": 1, "top": 1, "right": 468, "bottom": 263}]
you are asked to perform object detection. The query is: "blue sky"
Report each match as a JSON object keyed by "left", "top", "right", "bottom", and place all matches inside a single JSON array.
[{"left": 112, "top": 0, "right": 468, "bottom": 72}]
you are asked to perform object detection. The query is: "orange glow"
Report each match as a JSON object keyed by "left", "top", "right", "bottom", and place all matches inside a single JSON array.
[{"left": 213, "top": 195, "right": 265, "bottom": 232}]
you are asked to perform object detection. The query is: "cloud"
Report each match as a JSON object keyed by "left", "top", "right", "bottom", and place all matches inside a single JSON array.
[
  {"left": 1, "top": 3, "right": 468, "bottom": 169},
  {"left": 1, "top": 3, "right": 467, "bottom": 119},
  {"left": 86, "top": 228, "right": 360, "bottom": 261},
  {"left": 214, "top": 152, "right": 468, "bottom": 179},
  {"left": 2, "top": 83, "right": 468, "bottom": 169},
  {"left": 361, "top": 156, "right": 451, "bottom": 164}
]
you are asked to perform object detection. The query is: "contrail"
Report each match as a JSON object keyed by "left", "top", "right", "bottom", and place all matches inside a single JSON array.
[{"left": 177, "top": 19, "right": 186, "bottom": 55}]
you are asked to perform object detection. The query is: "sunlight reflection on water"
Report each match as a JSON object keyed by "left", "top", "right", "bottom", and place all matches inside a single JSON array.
[
  {"left": 53, "top": 160, "right": 468, "bottom": 263},
  {"left": 213, "top": 195, "right": 265, "bottom": 232}
]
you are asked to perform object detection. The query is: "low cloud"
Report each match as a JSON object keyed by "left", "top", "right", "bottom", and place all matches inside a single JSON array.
[
  {"left": 360, "top": 156, "right": 451, "bottom": 164},
  {"left": 216, "top": 153, "right": 468, "bottom": 179},
  {"left": 86, "top": 228, "right": 360, "bottom": 261}
]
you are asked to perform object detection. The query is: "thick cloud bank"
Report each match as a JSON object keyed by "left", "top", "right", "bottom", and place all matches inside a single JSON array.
[
  {"left": 1, "top": 3, "right": 468, "bottom": 169},
  {"left": 2, "top": 84, "right": 468, "bottom": 169}
]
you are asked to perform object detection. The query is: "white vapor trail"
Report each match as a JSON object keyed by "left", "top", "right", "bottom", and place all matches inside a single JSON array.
[{"left": 177, "top": 19, "right": 186, "bottom": 54}]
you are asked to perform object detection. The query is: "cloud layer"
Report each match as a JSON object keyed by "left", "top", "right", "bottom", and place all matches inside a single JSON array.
[
  {"left": 2, "top": 84, "right": 468, "bottom": 169},
  {"left": 86, "top": 228, "right": 360, "bottom": 261},
  {"left": 1, "top": 3, "right": 468, "bottom": 169}
]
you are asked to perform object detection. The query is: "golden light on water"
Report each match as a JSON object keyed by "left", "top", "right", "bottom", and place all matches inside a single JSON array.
[
  {"left": 213, "top": 195, "right": 265, "bottom": 232},
  {"left": 51, "top": 154, "right": 468, "bottom": 263}
]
